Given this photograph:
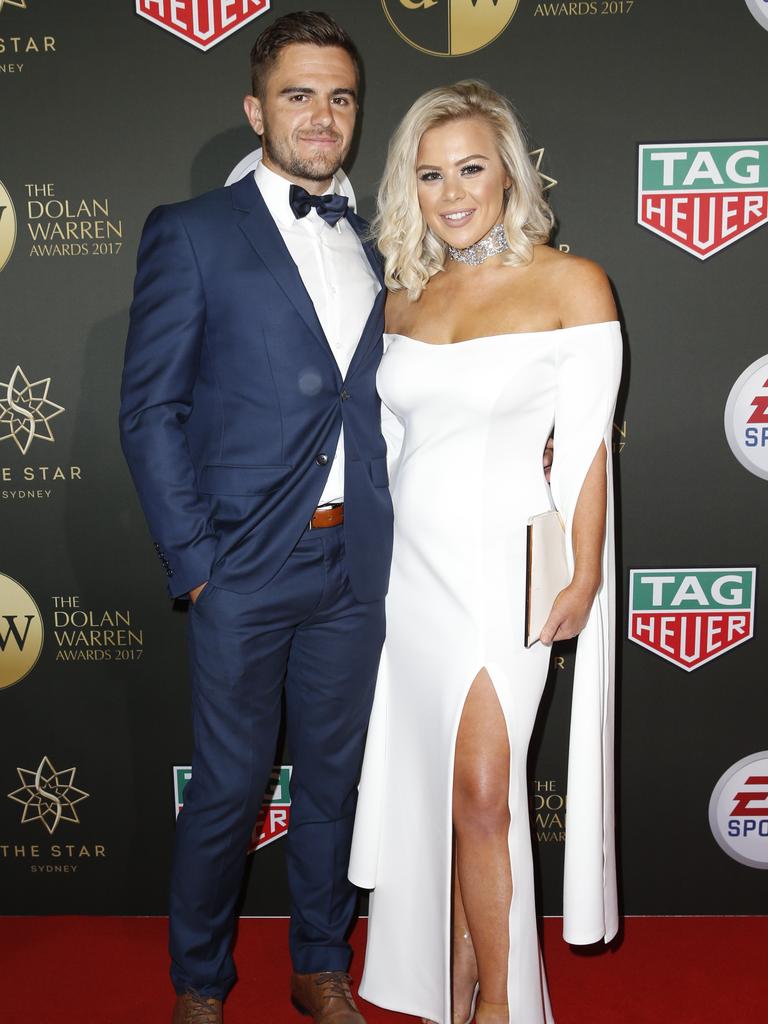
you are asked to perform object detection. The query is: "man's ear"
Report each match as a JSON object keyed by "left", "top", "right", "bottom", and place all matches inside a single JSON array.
[{"left": 243, "top": 95, "right": 264, "bottom": 136}]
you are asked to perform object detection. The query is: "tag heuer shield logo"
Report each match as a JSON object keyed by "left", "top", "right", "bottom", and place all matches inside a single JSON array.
[
  {"left": 381, "top": 0, "right": 519, "bottom": 57},
  {"left": 135, "top": 0, "right": 270, "bottom": 51},
  {"left": 174, "top": 763, "right": 292, "bottom": 851},
  {"left": 637, "top": 142, "right": 768, "bottom": 259},
  {"left": 628, "top": 569, "right": 756, "bottom": 672}
]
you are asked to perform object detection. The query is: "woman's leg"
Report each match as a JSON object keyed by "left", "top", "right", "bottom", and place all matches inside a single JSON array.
[{"left": 453, "top": 668, "right": 511, "bottom": 1024}]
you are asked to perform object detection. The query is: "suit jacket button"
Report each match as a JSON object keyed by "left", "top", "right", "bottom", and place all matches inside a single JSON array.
[
  {"left": 340, "top": 389, "right": 350, "bottom": 402},
  {"left": 315, "top": 453, "right": 329, "bottom": 466}
]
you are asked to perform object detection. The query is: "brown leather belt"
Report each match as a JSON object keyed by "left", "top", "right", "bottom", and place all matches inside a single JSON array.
[{"left": 309, "top": 503, "right": 344, "bottom": 529}]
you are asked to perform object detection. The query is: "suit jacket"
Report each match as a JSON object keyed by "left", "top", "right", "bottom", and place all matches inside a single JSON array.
[{"left": 119, "top": 173, "right": 392, "bottom": 602}]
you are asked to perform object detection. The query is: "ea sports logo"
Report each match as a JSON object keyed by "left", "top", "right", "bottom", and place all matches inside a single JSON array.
[
  {"left": 0, "top": 572, "right": 44, "bottom": 690},
  {"left": 724, "top": 354, "right": 768, "bottom": 481},
  {"left": 709, "top": 753, "right": 768, "bottom": 869},
  {"left": 745, "top": 0, "right": 768, "bottom": 32},
  {"left": 381, "top": 0, "right": 519, "bottom": 57},
  {"left": 0, "top": 179, "right": 17, "bottom": 273}
]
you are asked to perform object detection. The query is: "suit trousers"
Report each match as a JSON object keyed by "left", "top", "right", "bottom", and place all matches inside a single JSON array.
[{"left": 169, "top": 524, "right": 385, "bottom": 998}]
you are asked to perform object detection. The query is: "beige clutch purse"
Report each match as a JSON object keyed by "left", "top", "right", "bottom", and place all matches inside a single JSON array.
[{"left": 525, "top": 510, "right": 569, "bottom": 647}]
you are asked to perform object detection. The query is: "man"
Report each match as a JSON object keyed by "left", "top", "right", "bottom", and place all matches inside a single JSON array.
[{"left": 120, "top": 12, "right": 389, "bottom": 1024}]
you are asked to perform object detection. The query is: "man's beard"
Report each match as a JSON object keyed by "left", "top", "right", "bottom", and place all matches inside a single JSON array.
[{"left": 262, "top": 123, "right": 345, "bottom": 182}]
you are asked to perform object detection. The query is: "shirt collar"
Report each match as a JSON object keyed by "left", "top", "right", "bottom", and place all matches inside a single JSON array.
[{"left": 255, "top": 160, "right": 340, "bottom": 231}]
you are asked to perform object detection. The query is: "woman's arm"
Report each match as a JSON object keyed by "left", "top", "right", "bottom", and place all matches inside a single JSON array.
[{"left": 540, "top": 258, "right": 618, "bottom": 646}]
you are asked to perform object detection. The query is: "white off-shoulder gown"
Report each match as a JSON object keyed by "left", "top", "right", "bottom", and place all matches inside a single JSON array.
[{"left": 349, "top": 322, "right": 623, "bottom": 1024}]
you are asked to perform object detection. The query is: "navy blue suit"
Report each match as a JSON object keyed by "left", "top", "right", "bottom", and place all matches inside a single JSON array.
[{"left": 120, "top": 173, "right": 391, "bottom": 997}]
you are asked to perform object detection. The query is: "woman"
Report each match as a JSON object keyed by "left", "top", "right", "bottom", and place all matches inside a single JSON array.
[{"left": 349, "top": 82, "right": 621, "bottom": 1024}]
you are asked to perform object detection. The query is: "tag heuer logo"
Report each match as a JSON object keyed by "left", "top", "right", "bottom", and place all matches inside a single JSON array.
[
  {"left": 135, "top": 0, "right": 270, "bottom": 52},
  {"left": 628, "top": 569, "right": 756, "bottom": 671},
  {"left": 637, "top": 142, "right": 768, "bottom": 259},
  {"left": 174, "top": 764, "right": 292, "bottom": 850},
  {"left": 381, "top": 0, "right": 519, "bottom": 58}
]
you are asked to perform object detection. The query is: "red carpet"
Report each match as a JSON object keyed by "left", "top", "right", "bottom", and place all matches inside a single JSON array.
[{"left": 0, "top": 916, "right": 765, "bottom": 1023}]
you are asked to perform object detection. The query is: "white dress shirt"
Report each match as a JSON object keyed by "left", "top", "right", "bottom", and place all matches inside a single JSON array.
[{"left": 254, "top": 162, "right": 381, "bottom": 506}]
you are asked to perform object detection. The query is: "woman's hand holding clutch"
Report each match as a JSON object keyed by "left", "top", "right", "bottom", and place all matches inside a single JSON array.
[{"left": 539, "top": 576, "right": 599, "bottom": 647}]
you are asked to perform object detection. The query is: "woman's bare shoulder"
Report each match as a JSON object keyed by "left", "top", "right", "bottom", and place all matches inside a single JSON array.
[
  {"left": 542, "top": 249, "right": 617, "bottom": 328},
  {"left": 385, "top": 286, "right": 416, "bottom": 333}
]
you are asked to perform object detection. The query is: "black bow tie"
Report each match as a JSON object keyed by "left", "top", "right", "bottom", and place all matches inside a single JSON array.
[{"left": 289, "top": 184, "right": 349, "bottom": 227}]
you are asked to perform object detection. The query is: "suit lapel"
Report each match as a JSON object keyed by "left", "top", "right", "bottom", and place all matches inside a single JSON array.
[
  {"left": 347, "top": 208, "right": 385, "bottom": 287},
  {"left": 231, "top": 175, "right": 338, "bottom": 373},
  {"left": 345, "top": 208, "right": 386, "bottom": 379},
  {"left": 231, "top": 174, "right": 385, "bottom": 382}
]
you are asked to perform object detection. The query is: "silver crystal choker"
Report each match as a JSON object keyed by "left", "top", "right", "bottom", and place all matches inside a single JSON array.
[{"left": 446, "top": 223, "right": 509, "bottom": 266}]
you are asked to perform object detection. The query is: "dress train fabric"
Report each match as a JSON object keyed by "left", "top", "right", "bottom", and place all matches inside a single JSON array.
[{"left": 349, "top": 321, "right": 623, "bottom": 1024}]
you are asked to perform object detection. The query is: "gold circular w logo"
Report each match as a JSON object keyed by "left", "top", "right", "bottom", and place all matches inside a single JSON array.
[
  {"left": 0, "top": 573, "right": 44, "bottom": 690},
  {"left": 382, "top": 0, "right": 519, "bottom": 57},
  {"left": 0, "top": 179, "right": 17, "bottom": 273}
]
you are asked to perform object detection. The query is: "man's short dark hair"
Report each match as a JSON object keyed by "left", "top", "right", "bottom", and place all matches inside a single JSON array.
[{"left": 250, "top": 10, "right": 362, "bottom": 98}]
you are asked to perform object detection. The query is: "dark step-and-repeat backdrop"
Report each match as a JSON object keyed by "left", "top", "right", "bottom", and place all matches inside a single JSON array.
[{"left": 1, "top": 1, "right": 767, "bottom": 917}]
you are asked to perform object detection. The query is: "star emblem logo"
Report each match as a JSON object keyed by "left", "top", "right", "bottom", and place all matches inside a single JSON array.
[
  {"left": 0, "top": 1, "right": 28, "bottom": 12},
  {"left": 0, "top": 365, "right": 65, "bottom": 455},
  {"left": 529, "top": 148, "right": 558, "bottom": 192},
  {"left": 8, "top": 756, "right": 89, "bottom": 834}
]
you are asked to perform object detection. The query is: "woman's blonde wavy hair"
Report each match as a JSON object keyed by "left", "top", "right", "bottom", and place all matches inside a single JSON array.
[{"left": 372, "top": 80, "right": 554, "bottom": 300}]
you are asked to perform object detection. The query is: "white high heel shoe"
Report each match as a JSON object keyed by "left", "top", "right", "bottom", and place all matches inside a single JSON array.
[
  {"left": 420, "top": 983, "right": 478, "bottom": 1024},
  {"left": 461, "top": 981, "right": 480, "bottom": 1024}
]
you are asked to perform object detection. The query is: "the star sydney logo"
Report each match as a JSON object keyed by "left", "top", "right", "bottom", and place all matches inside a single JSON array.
[
  {"left": 174, "top": 764, "right": 292, "bottom": 851},
  {"left": 0, "top": 1, "right": 28, "bottom": 12},
  {"left": 135, "top": 0, "right": 270, "bottom": 51},
  {"left": 637, "top": 142, "right": 768, "bottom": 259},
  {"left": 0, "top": 366, "right": 65, "bottom": 454},
  {"left": 8, "top": 756, "right": 89, "bottom": 834},
  {"left": 628, "top": 568, "right": 756, "bottom": 671}
]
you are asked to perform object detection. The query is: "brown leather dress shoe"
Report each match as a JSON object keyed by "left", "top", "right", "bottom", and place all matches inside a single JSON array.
[
  {"left": 291, "top": 971, "right": 366, "bottom": 1023},
  {"left": 172, "top": 991, "right": 223, "bottom": 1024}
]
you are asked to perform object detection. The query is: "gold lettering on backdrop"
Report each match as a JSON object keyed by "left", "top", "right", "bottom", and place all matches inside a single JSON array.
[
  {"left": 532, "top": 779, "right": 566, "bottom": 843},
  {"left": 24, "top": 183, "right": 124, "bottom": 257},
  {"left": 51, "top": 596, "right": 144, "bottom": 662},
  {"left": 533, "top": 1, "right": 635, "bottom": 15},
  {"left": 0, "top": 34, "right": 56, "bottom": 71},
  {"left": 0, "top": 843, "right": 107, "bottom": 872}
]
